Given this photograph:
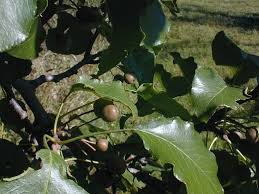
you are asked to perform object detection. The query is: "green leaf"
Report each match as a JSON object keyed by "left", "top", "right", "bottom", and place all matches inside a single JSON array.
[
  {"left": 138, "top": 84, "right": 191, "bottom": 120},
  {"left": 0, "top": 149, "right": 88, "bottom": 194},
  {"left": 122, "top": 47, "right": 155, "bottom": 84},
  {"left": 7, "top": 19, "right": 40, "bottom": 60},
  {"left": 98, "top": 0, "right": 144, "bottom": 75},
  {"left": 122, "top": 170, "right": 145, "bottom": 192},
  {"left": 0, "top": 0, "right": 38, "bottom": 52},
  {"left": 136, "top": 117, "right": 223, "bottom": 194},
  {"left": 72, "top": 78, "right": 138, "bottom": 117},
  {"left": 140, "top": 0, "right": 170, "bottom": 47},
  {"left": 191, "top": 68, "right": 245, "bottom": 121}
]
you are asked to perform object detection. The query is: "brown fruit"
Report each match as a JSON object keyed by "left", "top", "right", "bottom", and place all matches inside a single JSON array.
[
  {"left": 246, "top": 128, "right": 259, "bottom": 143},
  {"left": 96, "top": 138, "right": 109, "bottom": 152},
  {"left": 124, "top": 73, "right": 136, "bottom": 84},
  {"left": 102, "top": 104, "right": 119, "bottom": 122}
]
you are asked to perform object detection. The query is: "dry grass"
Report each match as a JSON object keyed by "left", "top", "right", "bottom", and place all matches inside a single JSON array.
[{"left": 158, "top": 0, "right": 259, "bottom": 80}]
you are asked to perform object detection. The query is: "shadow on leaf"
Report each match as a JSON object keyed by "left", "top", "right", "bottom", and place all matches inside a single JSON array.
[
  {"left": 154, "top": 52, "right": 197, "bottom": 97},
  {"left": 0, "top": 139, "right": 29, "bottom": 178}
]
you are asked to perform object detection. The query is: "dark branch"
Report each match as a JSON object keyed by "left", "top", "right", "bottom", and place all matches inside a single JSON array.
[
  {"left": 1, "top": 84, "right": 28, "bottom": 120},
  {"left": 12, "top": 79, "right": 52, "bottom": 130},
  {"left": 30, "top": 57, "right": 99, "bottom": 88},
  {"left": 30, "top": 29, "right": 100, "bottom": 88}
]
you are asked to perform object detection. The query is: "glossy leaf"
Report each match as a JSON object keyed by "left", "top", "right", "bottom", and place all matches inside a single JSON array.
[
  {"left": 0, "top": 0, "right": 38, "bottom": 52},
  {"left": 191, "top": 68, "right": 245, "bottom": 121},
  {"left": 72, "top": 78, "right": 138, "bottom": 117},
  {"left": 140, "top": 0, "right": 170, "bottom": 47},
  {"left": 0, "top": 149, "right": 88, "bottom": 194},
  {"left": 136, "top": 117, "right": 223, "bottom": 194},
  {"left": 138, "top": 84, "right": 191, "bottom": 120},
  {"left": 7, "top": 20, "right": 39, "bottom": 60},
  {"left": 122, "top": 47, "right": 155, "bottom": 84}
]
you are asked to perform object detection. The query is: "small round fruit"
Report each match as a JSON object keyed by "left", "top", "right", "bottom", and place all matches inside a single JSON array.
[
  {"left": 102, "top": 104, "right": 119, "bottom": 122},
  {"left": 246, "top": 128, "right": 259, "bottom": 143},
  {"left": 124, "top": 73, "right": 136, "bottom": 84},
  {"left": 96, "top": 139, "right": 109, "bottom": 152},
  {"left": 93, "top": 98, "right": 113, "bottom": 118}
]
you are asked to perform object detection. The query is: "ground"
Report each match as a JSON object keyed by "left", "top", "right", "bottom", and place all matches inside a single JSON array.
[{"left": 159, "top": 0, "right": 259, "bottom": 78}]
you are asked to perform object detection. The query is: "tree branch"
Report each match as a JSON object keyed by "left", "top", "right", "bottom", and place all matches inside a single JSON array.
[
  {"left": 12, "top": 79, "right": 52, "bottom": 131},
  {"left": 30, "top": 56, "right": 99, "bottom": 88},
  {"left": 30, "top": 29, "right": 100, "bottom": 88}
]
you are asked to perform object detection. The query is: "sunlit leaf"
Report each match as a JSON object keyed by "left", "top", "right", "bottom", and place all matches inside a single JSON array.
[
  {"left": 0, "top": 149, "right": 88, "bottom": 194},
  {"left": 0, "top": 0, "right": 38, "bottom": 52},
  {"left": 191, "top": 68, "right": 245, "bottom": 121},
  {"left": 7, "top": 20, "right": 40, "bottom": 60},
  {"left": 140, "top": 0, "right": 170, "bottom": 47},
  {"left": 72, "top": 78, "right": 138, "bottom": 117},
  {"left": 136, "top": 117, "right": 223, "bottom": 194}
]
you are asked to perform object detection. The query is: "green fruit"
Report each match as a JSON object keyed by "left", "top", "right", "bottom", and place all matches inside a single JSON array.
[
  {"left": 246, "top": 128, "right": 259, "bottom": 143},
  {"left": 102, "top": 104, "right": 119, "bottom": 122},
  {"left": 124, "top": 73, "right": 136, "bottom": 84},
  {"left": 96, "top": 139, "right": 109, "bottom": 152}
]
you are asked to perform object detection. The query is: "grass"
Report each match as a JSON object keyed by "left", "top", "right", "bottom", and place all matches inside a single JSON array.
[{"left": 158, "top": 0, "right": 259, "bottom": 80}]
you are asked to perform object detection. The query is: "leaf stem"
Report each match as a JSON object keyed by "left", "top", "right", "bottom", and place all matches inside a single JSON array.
[
  {"left": 208, "top": 137, "right": 218, "bottom": 151},
  {"left": 54, "top": 102, "right": 64, "bottom": 137},
  {"left": 53, "top": 93, "right": 72, "bottom": 136},
  {"left": 58, "top": 129, "right": 134, "bottom": 145},
  {"left": 43, "top": 134, "right": 56, "bottom": 149},
  {"left": 60, "top": 100, "right": 95, "bottom": 119},
  {"left": 65, "top": 157, "right": 100, "bottom": 165}
]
